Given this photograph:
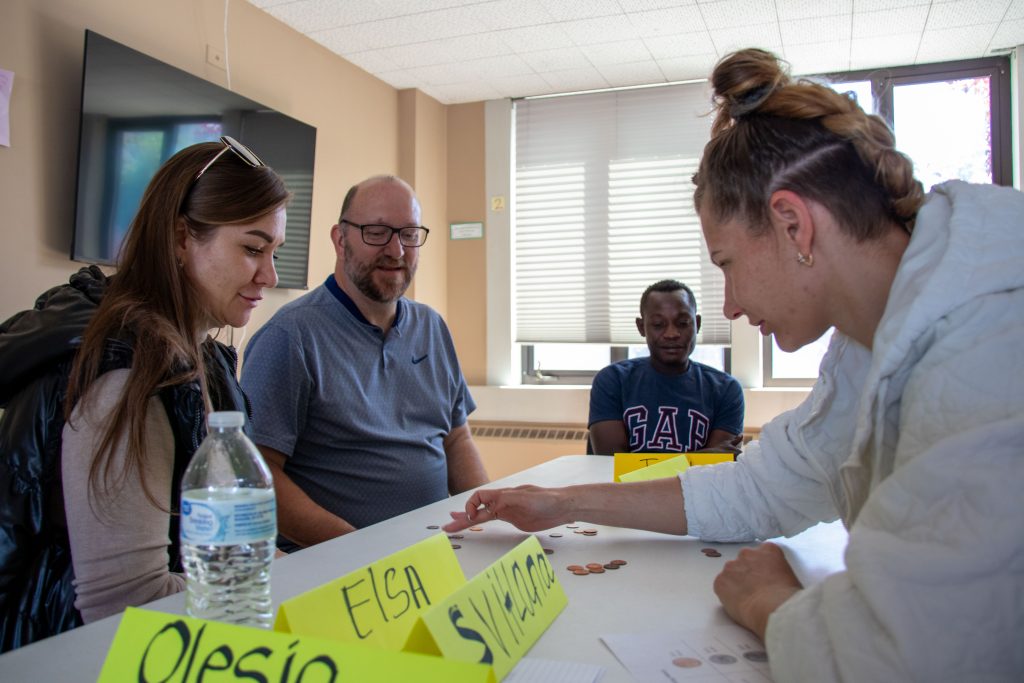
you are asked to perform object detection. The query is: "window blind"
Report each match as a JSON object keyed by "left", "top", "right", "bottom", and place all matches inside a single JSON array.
[
  {"left": 274, "top": 170, "right": 312, "bottom": 289},
  {"left": 514, "top": 83, "right": 728, "bottom": 345}
]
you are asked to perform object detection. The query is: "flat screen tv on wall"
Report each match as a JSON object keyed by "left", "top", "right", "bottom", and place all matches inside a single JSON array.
[{"left": 72, "top": 30, "right": 316, "bottom": 289}]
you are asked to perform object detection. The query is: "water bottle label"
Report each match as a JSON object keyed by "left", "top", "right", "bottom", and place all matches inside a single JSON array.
[{"left": 181, "top": 490, "right": 276, "bottom": 545}]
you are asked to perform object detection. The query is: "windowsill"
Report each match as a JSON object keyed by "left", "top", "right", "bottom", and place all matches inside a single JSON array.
[{"left": 469, "top": 384, "right": 811, "bottom": 427}]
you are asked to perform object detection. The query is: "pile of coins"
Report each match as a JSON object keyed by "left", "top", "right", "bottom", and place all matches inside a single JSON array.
[
  {"left": 566, "top": 559, "right": 627, "bottom": 576},
  {"left": 701, "top": 547, "right": 722, "bottom": 558}
]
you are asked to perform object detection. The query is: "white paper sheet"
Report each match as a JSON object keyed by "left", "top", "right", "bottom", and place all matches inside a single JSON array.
[
  {"left": 505, "top": 656, "right": 605, "bottom": 683},
  {"left": 602, "top": 624, "right": 772, "bottom": 683},
  {"left": 0, "top": 68, "right": 12, "bottom": 147}
]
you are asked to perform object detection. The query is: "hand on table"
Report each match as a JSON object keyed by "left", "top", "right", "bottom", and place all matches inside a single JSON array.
[
  {"left": 713, "top": 542, "right": 803, "bottom": 641},
  {"left": 443, "top": 485, "right": 568, "bottom": 533}
]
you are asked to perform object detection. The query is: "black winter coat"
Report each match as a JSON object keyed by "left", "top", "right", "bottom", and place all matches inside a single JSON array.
[{"left": 0, "top": 267, "right": 252, "bottom": 652}]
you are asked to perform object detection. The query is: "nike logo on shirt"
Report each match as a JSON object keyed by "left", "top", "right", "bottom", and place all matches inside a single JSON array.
[{"left": 412, "top": 354, "right": 428, "bottom": 364}]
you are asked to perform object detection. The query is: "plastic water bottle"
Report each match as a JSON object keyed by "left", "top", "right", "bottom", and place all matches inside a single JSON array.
[{"left": 180, "top": 411, "right": 276, "bottom": 628}]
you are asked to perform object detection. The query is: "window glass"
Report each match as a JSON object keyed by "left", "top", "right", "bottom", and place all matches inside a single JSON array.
[{"left": 770, "top": 329, "right": 833, "bottom": 380}]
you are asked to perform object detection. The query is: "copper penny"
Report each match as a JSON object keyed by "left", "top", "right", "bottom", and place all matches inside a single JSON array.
[
  {"left": 701, "top": 547, "right": 718, "bottom": 554},
  {"left": 543, "top": 548, "right": 554, "bottom": 554},
  {"left": 586, "top": 563, "right": 604, "bottom": 571},
  {"left": 704, "top": 550, "right": 722, "bottom": 558},
  {"left": 572, "top": 569, "right": 589, "bottom": 576},
  {"left": 609, "top": 559, "right": 627, "bottom": 566},
  {"left": 602, "top": 563, "right": 619, "bottom": 570},
  {"left": 588, "top": 566, "right": 605, "bottom": 573},
  {"left": 582, "top": 528, "right": 598, "bottom": 534},
  {"left": 450, "top": 544, "right": 462, "bottom": 549},
  {"left": 469, "top": 526, "right": 484, "bottom": 531},
  {"left": 567, "top": 564, "right": 584, "bottom": 571},
  {"left": 672, "top": 657, "right": 702, "bottom": 669}
]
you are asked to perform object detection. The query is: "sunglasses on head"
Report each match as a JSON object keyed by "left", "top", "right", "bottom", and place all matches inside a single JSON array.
[{"left": 193, "top": 135, "right": 265, "bottom": 183}]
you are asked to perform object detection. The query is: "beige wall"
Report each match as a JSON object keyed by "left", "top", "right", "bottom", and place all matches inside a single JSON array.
[
  {"left": 0, "top": 0, "right": 453, "bottom": 333},
  {"left": 446, "top": 102, "right": 488, "bottom": 384}
]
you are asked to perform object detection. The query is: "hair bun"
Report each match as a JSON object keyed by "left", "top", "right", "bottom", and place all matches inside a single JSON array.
[{"left": 711, "top": 49, "right": 790, "bottom": 131}]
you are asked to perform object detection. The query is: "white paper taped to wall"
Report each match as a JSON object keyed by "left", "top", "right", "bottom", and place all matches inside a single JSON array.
[{"left": 0, "top": 68, "right": 13, "bottom": 147}]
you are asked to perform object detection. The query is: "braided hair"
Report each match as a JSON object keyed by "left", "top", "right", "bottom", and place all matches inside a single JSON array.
[{"left": 693, "top": 49, "right": 924, "bottom": 240}]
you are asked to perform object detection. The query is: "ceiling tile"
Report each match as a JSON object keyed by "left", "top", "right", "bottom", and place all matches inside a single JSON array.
[
  {"left": 467, "top": 0, "right": 556, "bottom": 30},
  {"left": 540, "top": 66, "right": 611, "bottom": 92},
  {"left": 627, "top": 6, "right": 707, "bottom": 37},
  {"left": 656, "top": 54, "right": 719, "bottom": 81},
  {"left": 990, "top": 18, "right": 1024, "bottom": 49},
  {"left": 248, "top": 0, "right": 292, "bottom": 7},
  {"left": 371, "top": 0, "right": 479, "bottom": 18},
  {"left": 776, "top": 0, "right": 852, "bottom": 21},
  {"left": 265, "top": 0, "right": 354, "bottom": 34},
  {"left": 580, "top": 39, "right": 654, "bottom": 66},
  {"left": 852, "top": 0, "right": 928, "bottom": 10},
  {"left": 596, "top": 60, "right": 668, "bottom": 87},
  {"left": 619, "top": 0, "right": 699, "bottom": 11},
  {"left": 784, "top": 40, "right": 852, "bottom": 74},
  {"left": 490, "top": 73, "right": 556, "bottom": 97},
  {"left": 371, "top": 69, "right": 427, "bottom": 90},
  {"left": 494, "top": 24, "right": 576, "bottom": 52},
  {"left": 849, "top": 33, "right": 919, "bottom": 68},
  {"left": 519, "top": 46, "right": 592, "bottom": 71},
  {"left": 699, "top": 0, "right": 778, "bottom": 30},
  {"left": 562, "top": 15, "right": 643, "bottom": 45},
  {"left": 643, "top": 31, "right": 717, "bottom": 58},
  {"left": 781, "top": 15, "right": 852, "bottom": 46},
  {"left": 343, "top": 49, "right": 404, "bottom": 74},
  {"left": 426, "top": 81, "right": 504, "bottom": 104},
  {"left": 708, "top": 24, "right": 783, "bottom": 55},
  {"left": 537, "top": 0, "right": 623, "bottom": 21},
  {"left": 1007, "top": 0, "right": 1024, "bottom": 19},
  {"left": 369, "top": 35, "right": 512, "bottom": 70},
  {"left": 313, "top": 24, "right": 393, "bottom": 54},
  {"left": 917, "top": 24, "right": 999, "bottom": 62},
  {"left": 927, "top": 0, "right": 1012, "bottom": 29},
  {"left": 852, "top": 5, "right": 928, "bottom": 38}
]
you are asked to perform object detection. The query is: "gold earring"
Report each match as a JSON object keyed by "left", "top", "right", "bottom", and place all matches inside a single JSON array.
[{"left": 796, "top": 252, "right": 814, "bottom": 267}]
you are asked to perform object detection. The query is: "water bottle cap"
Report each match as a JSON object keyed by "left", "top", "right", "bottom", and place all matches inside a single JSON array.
[{"left": 207, "top": 411, "right": 245, "bottom": 428}]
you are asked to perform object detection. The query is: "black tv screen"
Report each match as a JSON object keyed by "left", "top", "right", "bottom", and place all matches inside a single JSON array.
[{"left": 72, "top": 30, "right": 316, "bottom": 289}]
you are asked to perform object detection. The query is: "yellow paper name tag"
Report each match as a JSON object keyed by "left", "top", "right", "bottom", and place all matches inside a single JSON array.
[
  {"left": 613, "top": 452, "right": 678, "bottom": 481},
  {"left": 686, "top": 452, "right": 735, "bottom": 466},
  {"left": 100, "top": 607, "right": 494, "bottom": 682},
  {"left": 275, "top": 533, "right": 466, "bottom": 650},
  {"left": 618, "top": 453, "right": 690, "bottom": 482},
  {"left": 404, "top": 535, "right": 568, "bottom": 681}
]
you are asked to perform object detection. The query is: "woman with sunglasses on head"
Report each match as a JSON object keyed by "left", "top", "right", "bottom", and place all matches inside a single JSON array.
[
  {"left": 0, "top": 138, "right": 288, "bottom": 650},
  {"left": 446, "top": 49, "right": 1024, "bottom": 681}
]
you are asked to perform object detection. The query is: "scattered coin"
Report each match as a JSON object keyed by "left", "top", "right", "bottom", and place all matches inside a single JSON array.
[
  {"left": 672, "top": 657, "right": 703, "bottom": 669},
  {"left": 567, "top": 564, "right": 584, "bottom": 572},
  {"left": 543, "top": 548, "right": 554, "bottom": 555},
  {"left": 588, "top": 566, "right": 605, "bottom": 573},
  {"left": 700, "top": 547, "right": 718, "bottom": 555},
  {"left": 704, "top": 550, "right": 722, "bottom": 558},
  {"left": 709, "top": 654, "right": 737, "bottom": 665},
  {"left": 602, "top": 563, "right": 620, "bottom": 570},
  {"left": 571, "top": 569, "right": 589, "bottom": 576},
  {"left": 450, "top": 544, "right": 462, "bottom": 549},
  {"left": 586, "top": 563, "right": 604, "bottom": 571},
  {"left": 426, "top": 525, "right": 439, "bottom": 529},
  {"left": 743, "top": 651, "right": 768, "bottom": 663},
  {"left": 566, "top": 524, "right": 579, "bottom": 529},
  {"left": 573, "top": 530, "right": 585, "bottom": 534},
  {"left": 469, "top": 526, "right": 484, "bottom": 532},
  {"left": 448, "top": 534, "right": 464, "bottom": 540},
  {"left": 582, "top": 528, "right": 598, "bottom": 535},
  {"left": 609, "top": 559, "right": 627, "bottom": 566},
  {"left": 549, "top": 532, "right": 563, "bottom": 538}
]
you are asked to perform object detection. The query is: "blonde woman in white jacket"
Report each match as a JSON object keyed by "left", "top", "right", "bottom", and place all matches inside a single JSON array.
[{"left": 445, "top": 49, "right": 1024, "bottom": 682}]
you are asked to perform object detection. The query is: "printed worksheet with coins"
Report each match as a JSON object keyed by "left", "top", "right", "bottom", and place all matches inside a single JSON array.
[{"left": 602, "top": 623, "right": 773, "bottom": 682}]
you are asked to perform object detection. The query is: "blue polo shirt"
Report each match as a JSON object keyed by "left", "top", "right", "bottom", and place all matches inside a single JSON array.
[{"left": 241, "top": 276, "right": 475, "bottom": 549}]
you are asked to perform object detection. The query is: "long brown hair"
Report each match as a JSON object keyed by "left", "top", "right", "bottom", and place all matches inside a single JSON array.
[
  {"left": 693, "top": 48, "right": 925, "bottom": 240},
  {"left": 65, "top": 140, "right": 289, "bottom": 504}
]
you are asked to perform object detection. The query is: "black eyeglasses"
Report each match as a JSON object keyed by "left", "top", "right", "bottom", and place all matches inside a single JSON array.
[
  {"left": 340, "top": 219, "right": 430, "bottom": 247},
  {"left": 193, "top": 135, "right": 265, "bottom": 182}
]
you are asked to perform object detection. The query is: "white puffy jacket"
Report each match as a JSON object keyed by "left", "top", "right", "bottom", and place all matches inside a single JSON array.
[{"left": 682, "top": 181, "right": 1024, "bottom": 682}]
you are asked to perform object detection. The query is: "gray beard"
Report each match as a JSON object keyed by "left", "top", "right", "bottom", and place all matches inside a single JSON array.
[{"left": 344, "top": 241, "right": 414, "bottom": 303}]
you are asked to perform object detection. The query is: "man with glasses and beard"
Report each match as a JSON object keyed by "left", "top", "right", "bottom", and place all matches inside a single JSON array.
[{"left": 241, "top": 175, "right": 488, "bottom": 552}]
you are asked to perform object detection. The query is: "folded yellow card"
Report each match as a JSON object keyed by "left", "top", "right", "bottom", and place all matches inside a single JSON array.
[
  {"left": 613, "top": 452, "right": 678, "bottom": 481},
  {"left": 404, "top": 535, "right": 568, "bottom": 681},
  {"left": 686, "top": 452, "right": 736, "bottom": 466},
  {"left": 100, "top": 607, "right": 494, "bottom": 682},
  {"left": 618, "top": 453, "right": 691, "bottom": 482},
  {"left": 275, "top": 533, "right": 466, "bottom": 650}
]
